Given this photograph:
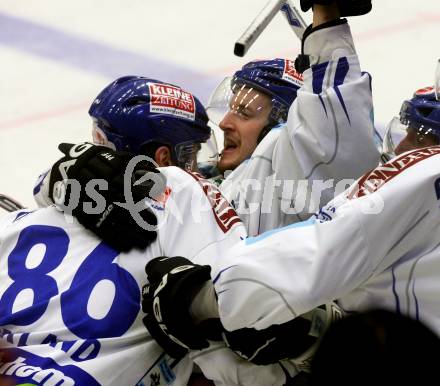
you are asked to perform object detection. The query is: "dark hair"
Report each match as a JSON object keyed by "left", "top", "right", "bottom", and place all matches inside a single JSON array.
[
  {"left": 138, "top": 141, "right": 170, "bottom": 160},
  {"left": 310, "top": 309, "right": 440, "bottom": 386}
]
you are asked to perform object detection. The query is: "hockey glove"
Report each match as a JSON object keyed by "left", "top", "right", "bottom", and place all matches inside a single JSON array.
[
  {"left": 142, "top": 256, "right": 213, "bottom": 359},
  {"left": 49, "top": 142, "right": 162, "bottom": 252},
  {"left": 222, "top": 318, "right": 316, "bottom": 365},
  {"left": 300, "top": 0, "right": 372, "bottom": 17},
  {"left": 222, "top": 303, "right": 344, "bottom": 366}
]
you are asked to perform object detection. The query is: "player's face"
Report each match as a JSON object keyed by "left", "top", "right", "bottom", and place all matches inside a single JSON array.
[
  {"left": 394, "top": 126, "right": 439, "bottom": 155},
  {"left": 217, "top": 88, "right": 272, "bottom": 173}
]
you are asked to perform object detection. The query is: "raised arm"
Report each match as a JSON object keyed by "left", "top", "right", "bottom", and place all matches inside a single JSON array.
[{"left": 289, "top": 2, "right": 380, "bottom": 207}]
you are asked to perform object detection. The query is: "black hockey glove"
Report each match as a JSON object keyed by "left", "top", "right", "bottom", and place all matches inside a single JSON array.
[
  {"left": 300, "top": 0, "right": 372, "bottom": 17},
  {"left": 223, "top": 303, "right": 343, "bottom": 366},
  {"left": 142, "top": 256, "right": 214, "bottom": 359},
  {"left": 222, "top": 318, "right": 317, "bottom": 365},
  {"left": 49, "top": 142, "right": 163, "bottom": 252}
]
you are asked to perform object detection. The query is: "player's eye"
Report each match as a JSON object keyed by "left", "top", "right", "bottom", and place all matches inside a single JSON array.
[{"left": 235, "top": 106, "right": 251, "bottom": 118}]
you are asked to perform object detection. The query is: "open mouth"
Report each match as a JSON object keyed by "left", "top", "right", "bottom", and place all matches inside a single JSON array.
[{"left": 222, "top": 138, "right": 238, "bottom": 153}]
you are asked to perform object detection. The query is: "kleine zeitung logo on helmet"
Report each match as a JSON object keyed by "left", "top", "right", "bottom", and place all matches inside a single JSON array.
[
  {"left": 148, "top": 82, "right": 196, "bottom": 121},
  {"left": 415, "top": 86, "right": 435, "bottom": 96},
  {"left": 282, "top": 60, "right": 303, "bottom": 88}
]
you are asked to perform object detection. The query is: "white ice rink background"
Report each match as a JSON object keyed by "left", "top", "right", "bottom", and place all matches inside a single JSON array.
[{"left": 1, "top": 0, "right": 440, "bottom": 207}]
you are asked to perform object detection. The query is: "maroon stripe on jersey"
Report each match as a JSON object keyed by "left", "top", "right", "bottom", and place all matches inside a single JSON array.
[
  {"left": 185, "top": 171, "right": 242, "bottom": 233},
  {"left": 349, "top": 146, "right": 440, "bottom": 199}
]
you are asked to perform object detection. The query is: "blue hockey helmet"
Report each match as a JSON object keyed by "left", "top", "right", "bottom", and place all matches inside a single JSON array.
[
  {"left": 383, "top": 86, "right": 440, "bottom": 157},
  {"left": 207, "top": 58, "right": 303, "bottom": 127},
  {"left": 89, "top": 76, "right": 213, "bottom": 170},
  {"left": 400, "top": 87, "right": 440, "bottom": 136}
]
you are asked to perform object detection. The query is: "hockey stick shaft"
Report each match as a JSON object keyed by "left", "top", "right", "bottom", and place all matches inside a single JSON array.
[
  {"left": 280, "top": 0, "right": 307, "bottom": 39},
  {"left": 234, "top": 0, "right": 307, "bottom": 57},
  {"left": 234, "top": 0, "right": 286, "bottom": 57},
  {"left": 0, "top": 193, "right": 25, "bottom": 212},
  {"left": 435, "top": 58, "right": 440, "bottom": 101}
]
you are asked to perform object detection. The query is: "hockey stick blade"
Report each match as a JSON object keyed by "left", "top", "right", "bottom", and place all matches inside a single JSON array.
[{"left": 0, "top": 194, "right": 25, "bottom": 212}]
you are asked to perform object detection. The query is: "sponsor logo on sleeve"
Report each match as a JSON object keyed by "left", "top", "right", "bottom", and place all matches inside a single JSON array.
[
  {"left": 148, "top": 83, "right": 196, "bottom": 121},
  {"left": 282, "top": 60, "right": 304, "bottom": 87},
  {"left": 314, "top": 205, "right": 336, "bottom": 223}
]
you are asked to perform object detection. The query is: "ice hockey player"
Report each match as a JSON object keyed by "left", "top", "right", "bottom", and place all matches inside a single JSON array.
[
  {"left": 34, "top": 76, "right": 216, "bottom": 210},
  {"left": 202, "top": 0, "right": 380, "bottom": 235},
  {"left": 383, "top": 86, "right": 440, "bottom": 156},
  {"left": 41, "top": 1, "right": 380, "bottom": 239},
  {"left": 88, "top": 76, "right": 214, "bottom": 171},
  {"left": 0, "top": 144, "right": 299, "bottom": 386},
  {"left": 141, "top": 85, "right": 440, "bottom": 380}
]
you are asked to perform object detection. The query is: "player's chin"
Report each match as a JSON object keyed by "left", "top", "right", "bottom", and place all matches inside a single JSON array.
[{"left": 218, "top": 152, "right": 241, "bottom": 174}]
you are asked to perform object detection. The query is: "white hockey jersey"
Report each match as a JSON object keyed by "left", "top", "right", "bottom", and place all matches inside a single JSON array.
[
  {"left": 211, "top": 146, "right": 440, "bottom": 337},
  {"left": 0, "top": 167, "right": 289, "bottom": 386},
  {"left": 219, "top": 21, "right": 380, "bottom": 236}
]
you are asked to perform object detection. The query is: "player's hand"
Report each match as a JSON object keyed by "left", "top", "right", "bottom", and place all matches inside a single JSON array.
[
  {"left": 0, "top": 350, "right": 17, "bottom": 386},
  {"left": 142, "top": 256, "right": 213, "bottom": 359},
  {"left": 300, "top": 0, "right": 372, "bottom": 17},
  {"left": 221, "top": 317, "right": 318, "bottom": 365},
  {"left": 49, "top": 142, "right": 162, "bottom": 252},
  {"left": 222, "top": 303, "right": 343, "bottom": 366}
]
